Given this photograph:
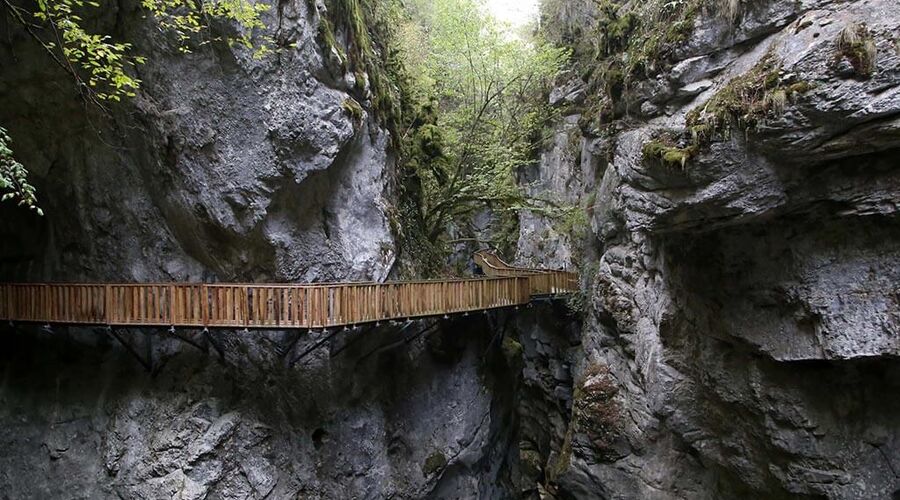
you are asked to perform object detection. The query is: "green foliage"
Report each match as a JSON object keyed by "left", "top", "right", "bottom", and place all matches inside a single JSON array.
[
  {"left": 391, "top": 0, "right": 568, "bottom": 270},
  {"left": 33, "top": 0, "right": 143, "bottom": 101},
  {"left": 0, "top": 128, "right": 41, "bottom": 214},
  {"left": 142, "top": 0, "right": 271, "bottom": 57},
  {"left": 26, "top": 0, "right": 270, "bottom": 103},
  {"left": 835, "top": 22, "right": 878, "bottom": 78}
]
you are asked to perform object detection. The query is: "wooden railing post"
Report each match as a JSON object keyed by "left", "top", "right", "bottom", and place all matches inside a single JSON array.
[
  {"left": 201, "top": 284, "right": 209, "bottom": 328},
  {"left": 104, "top": 284, "right": 112, "bottom": 325},
  {"left": 168, "top": 284, "right": 175, "bottom": 325}
]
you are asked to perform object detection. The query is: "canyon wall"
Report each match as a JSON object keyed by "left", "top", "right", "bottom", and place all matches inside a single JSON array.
[
  {"left": 1, "top": 0, "right": 898, "bottom": 498},
  {"left": 515, "top": 0, "right": 900, "bottom": 497}
]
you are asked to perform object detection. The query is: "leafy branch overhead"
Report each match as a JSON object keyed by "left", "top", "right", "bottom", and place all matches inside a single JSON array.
[{"left": 0, "top": 128, "right": 41, "bottom": 214}]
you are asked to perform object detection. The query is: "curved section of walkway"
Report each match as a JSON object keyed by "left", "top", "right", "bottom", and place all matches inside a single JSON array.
[
  {"left": 0, "top": 253, "right": 577, "bottom": 329},
  {"left": 473, "top": 250, "right": 577, "bottom": 295}
]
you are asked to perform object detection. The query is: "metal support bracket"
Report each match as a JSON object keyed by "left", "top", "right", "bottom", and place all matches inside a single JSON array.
[{"left": 106, "top": 326, "right": 154, "bottom": 373}]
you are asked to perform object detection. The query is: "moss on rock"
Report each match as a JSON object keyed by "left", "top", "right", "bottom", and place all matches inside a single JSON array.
[
  {"left": 642, "top": 132, "right": 697, "bottom": 169},
  {"left": 501, "top": 336, "right": 524, "bottom": 364},
  {"left": 685, "top": 53, "right": 814, "bottom": 142},
  {"left": 341, "top": 98, "right": 364, "bottom": 123},
  {"left": 317, "top": 0, "right": 407, "bottom": 140},
  {"left": 422, "top": 450, "right": 448, "bottom": 476}
]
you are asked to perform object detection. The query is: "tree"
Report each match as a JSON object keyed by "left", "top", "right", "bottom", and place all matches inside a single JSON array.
[
  {"left": 0, "top": 0, "right": 270, "bottom": 210},
  {"left": 395, "top": 0, "right": 567, "bottom": 262}
]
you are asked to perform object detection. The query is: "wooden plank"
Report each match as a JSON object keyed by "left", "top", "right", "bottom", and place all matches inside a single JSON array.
[
  {"left": 243, "top": 286, "right": 250, "bottom": 327},
  {"left": 199, "top": 285, "right": 207, "bottom": 327}
]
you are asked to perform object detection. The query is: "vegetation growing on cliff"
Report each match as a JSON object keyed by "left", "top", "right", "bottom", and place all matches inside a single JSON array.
[
  {"left": 0, "top": 128, "right": 40, "bottom": 213},
  {"left": 686, "top": 54, "right": 813, "bottom": 143},
  {"left": 318, "top": 0, "right": 408, "bottom": 137},
  {"left": 642, "top": 131, "right": 697, "bottom": 169},
  {"left": 637, "top": 54, "right": 813, "bottom": 169},
  {"left": 542, "top": 0, "right": 749, "bottom": 132}
]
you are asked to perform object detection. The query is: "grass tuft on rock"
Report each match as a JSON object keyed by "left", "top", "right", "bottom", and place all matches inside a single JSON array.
[{"left": 836, "top": 22, "right": 878, "bottom": 78}]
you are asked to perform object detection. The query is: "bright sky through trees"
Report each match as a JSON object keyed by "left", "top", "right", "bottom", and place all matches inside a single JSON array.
[{"left": 485, "top": 0, "right": 539, "bottom": 30}]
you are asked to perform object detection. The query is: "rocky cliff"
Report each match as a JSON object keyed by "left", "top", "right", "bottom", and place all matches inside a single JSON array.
[
  {"left": 0, "top": 1, "right": 532, "bottom": 498},
  {"left": 0, "top": 0, "right": 396, "bottom": 284},
  {"left": 515, "top": 0, "right": 900, "bottom": 498}
]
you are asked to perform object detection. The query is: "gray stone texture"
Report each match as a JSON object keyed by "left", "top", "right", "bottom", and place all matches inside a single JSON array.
[{"left": 518, "top": 0, "right": 900, "bottom": 498}]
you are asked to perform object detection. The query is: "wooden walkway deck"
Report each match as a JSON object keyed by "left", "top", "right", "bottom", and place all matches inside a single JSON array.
[{"left": 0, "top": 253, "right": 577, "bottom": 330}]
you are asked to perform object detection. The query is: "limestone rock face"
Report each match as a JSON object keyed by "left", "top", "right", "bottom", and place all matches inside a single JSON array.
[
  {"left": 0, "top": 0, "right": 395, "bottom": 283},
  {"left": 518, "top": 0, "right": 900, "bottom": 497}
]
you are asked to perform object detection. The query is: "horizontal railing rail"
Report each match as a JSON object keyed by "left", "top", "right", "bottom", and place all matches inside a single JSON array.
[
  {"left": 0, "top": 277, "right": 533, "bottom": 329},
  {"left": 0, "top": 252, "right": 577, "bottom": 330},
  {"left": 474, "top": 250, "right": 578, "bottom": 295}
]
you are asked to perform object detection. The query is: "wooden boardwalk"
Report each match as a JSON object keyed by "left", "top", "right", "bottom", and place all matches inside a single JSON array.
[{"left": 0, "top": 253, "right": 577, "bottom": 330}]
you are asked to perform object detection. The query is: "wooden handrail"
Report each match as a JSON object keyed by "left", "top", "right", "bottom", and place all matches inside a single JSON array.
[
  {"left": 0, "top": 253, "right": 577, "bottom": 330},
  {"left": 474, "top": 250, "right": 578, "bottom": 296}
]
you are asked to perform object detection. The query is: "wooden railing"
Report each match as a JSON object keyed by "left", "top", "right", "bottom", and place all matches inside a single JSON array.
[
  {"left": 0, "top": 252, "right": 576, "bottom": 330},
  {"left": 0, "top": 277, "right": 534, "bottom": 329},
  {"left": 474, "top": 250, "right": 578, "bottom": 295}
]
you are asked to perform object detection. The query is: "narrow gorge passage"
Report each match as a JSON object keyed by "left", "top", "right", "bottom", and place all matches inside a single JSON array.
[{"left": 1, "top": 0, "right": 899, "bottom": 498}]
